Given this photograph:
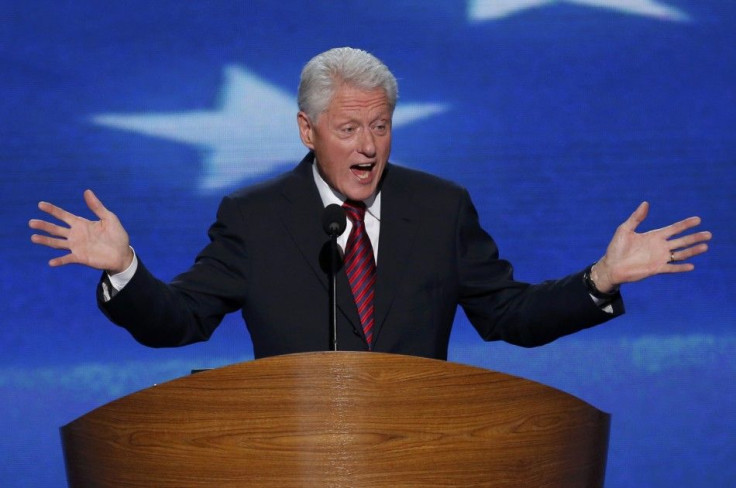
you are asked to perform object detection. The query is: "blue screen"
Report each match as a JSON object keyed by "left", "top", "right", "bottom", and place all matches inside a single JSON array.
[{"left": 3, "top": 1, "right": 734, "bottom": 486}]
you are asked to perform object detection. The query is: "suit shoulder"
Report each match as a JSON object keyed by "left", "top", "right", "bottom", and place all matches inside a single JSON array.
[
  {"left": 385, "top": 164, "right": 468, "bottom": 197},
  {"left": 226, "top": 173, "right": 286, "bottom": 202},
  {"left": 223, "top": 153, "right": 315, "bottom": 207}
]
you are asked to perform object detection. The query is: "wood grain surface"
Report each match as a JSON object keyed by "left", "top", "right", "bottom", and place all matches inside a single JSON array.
[{"left": 61, "top": 352, "right": 610, "bottom": 487}]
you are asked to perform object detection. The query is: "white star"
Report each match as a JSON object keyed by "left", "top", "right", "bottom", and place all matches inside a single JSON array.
[
  {"left": 468, "top": 0, "right": 690, "bottom": 22},
  {"left": 92, "top": 65, "right": 448, "bottom": 193}
]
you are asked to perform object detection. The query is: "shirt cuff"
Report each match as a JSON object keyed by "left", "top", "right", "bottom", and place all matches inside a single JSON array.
[
  {"left": 108, "top": 247, "right": 138, "bottom": 291},
  {"left": 590, "top": 294, "right": 615, "bottom": 314}
]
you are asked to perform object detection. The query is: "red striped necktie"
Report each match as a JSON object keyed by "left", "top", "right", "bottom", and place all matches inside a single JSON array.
[{"left": 342, "top": 200, "right": 376, "bottom": 349}]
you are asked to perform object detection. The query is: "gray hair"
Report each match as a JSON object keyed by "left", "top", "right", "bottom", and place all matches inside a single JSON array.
[{"left": 298, "top": 47, "right": 398, "bottom": 121}]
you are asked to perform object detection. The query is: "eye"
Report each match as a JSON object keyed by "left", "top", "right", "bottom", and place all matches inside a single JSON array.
[{"left": 372, "top": 122, "right": 389, "bottom": 134}]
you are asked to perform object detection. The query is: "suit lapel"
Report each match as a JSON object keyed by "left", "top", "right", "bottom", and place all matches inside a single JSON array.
[
  {"left": 373, "top": 165, "right": 421, "bottom": 344},
  {"left": 279, "top": 154, "right": 363, "bottom": 333}
]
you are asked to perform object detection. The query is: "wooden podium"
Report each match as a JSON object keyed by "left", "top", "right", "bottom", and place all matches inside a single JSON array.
[{"left": 61, "top": 352, "right": 610, "bottom": 487}]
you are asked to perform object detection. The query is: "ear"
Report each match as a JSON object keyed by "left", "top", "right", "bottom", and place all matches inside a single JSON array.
[{"left": 297, "top": 111, "right": 315, "bottom": 150}]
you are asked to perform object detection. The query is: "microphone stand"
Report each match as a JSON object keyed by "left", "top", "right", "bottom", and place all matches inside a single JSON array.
[
  {"left": 322, "top": 203, "right": 345, "bottom": 352},
  {"left": 329, "top": 232, "right": 339, "bottom": 351}
]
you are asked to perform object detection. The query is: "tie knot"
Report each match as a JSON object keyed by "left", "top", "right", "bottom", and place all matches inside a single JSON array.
[{"left": 343, "top": 200, "right": 366, "bottom": 223}]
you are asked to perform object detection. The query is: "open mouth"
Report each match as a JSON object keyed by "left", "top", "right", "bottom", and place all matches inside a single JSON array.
[{"left": 350, "top": 162, "right": 376, "bottom": 180}]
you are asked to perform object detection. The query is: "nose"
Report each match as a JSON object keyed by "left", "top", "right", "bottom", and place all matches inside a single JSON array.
[{"left": 357, "top": 128, "right": 376, "bottom": 157}]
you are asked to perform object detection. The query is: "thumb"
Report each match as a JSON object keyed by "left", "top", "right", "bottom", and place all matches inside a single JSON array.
[
  {"left": 622, "top": 201, "right": 649, "bottom": 232},
  {"left": 83, "top": 189, "right": 112, "bottom": 220}
]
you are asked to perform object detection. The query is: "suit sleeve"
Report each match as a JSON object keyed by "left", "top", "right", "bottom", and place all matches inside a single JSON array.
[
  {"left": 97, "top": 196, "right": 249, "bottom": 347},
  {"left": 456, "top": 189, "right": 624, "bottom": 347}
]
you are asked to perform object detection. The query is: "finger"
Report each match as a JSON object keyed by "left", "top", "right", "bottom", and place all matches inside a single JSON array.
[
  {"left": 667, "top": 230, "right": 712, "bottom": 251},
  {"left": 37, "top": 201, "right": 78, "bottom": 225},
  {"left": 661, "top": 216, "right": 703, "bottom": 239},
  {"left": 48, "top": 253, "right": 78, "bottom": 267},
  {"left": 84, "top": 189, "right": 111, "bottom": 220},
  {"left": 28, "top": 219, "right": 70, "bottom": 238},
  {"left": 30, "top": 233, "right": 71, "bottom": 250},
  {"left": 621, "top": 201, "right": 649, "bottom": 232},
  {"left": 672, "top": 243, "right": 709, "bottom": 261},
  {"left": 663, "top": 262, "right": 696, "bottom": 273}
]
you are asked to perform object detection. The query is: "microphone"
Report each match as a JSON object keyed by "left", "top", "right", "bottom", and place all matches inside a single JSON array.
[
  {"left": 322, "top": 204, "right": 346, "bottom": 237},
  {"left": 322, "top": 204, "right": 346, "bottom": 352}
]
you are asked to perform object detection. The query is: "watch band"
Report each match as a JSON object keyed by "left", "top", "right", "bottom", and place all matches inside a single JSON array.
[{"left": 583, "top": 263, "right": 619, "bottom": 300}]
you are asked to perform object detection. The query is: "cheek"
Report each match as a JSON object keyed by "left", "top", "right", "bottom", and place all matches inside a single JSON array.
[
  {"left": 323, "top": 136, "right": 353, "bottom": 155},
  {"left": 379, "top": 135, "right": 392, "bottom": 154}
]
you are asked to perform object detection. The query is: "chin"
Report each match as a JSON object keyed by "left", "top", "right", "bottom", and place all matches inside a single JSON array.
[{"left": 346, "top": 190, "right": 374, "bottom": 202}]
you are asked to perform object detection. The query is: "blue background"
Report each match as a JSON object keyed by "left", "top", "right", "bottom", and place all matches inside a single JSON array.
[{"left": 2, "top": 1, "right": 734, "bottom": 485}]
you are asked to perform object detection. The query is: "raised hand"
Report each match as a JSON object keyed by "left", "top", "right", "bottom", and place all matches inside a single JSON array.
[
  {"left": 29, "top": 189, "right": 133, "bottom": 274},
  {"left": 591, "top": 202, "right": 712, "bottom": 293}
]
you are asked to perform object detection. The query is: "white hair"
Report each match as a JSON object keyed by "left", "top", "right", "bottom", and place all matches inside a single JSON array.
[{"left": 298, "top": 47, "right": 398, "bottom": 121}]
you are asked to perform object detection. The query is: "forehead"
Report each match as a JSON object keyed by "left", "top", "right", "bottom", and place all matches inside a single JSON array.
[{"left": 325, "top": 84, "right": 391, "bottom": 116}]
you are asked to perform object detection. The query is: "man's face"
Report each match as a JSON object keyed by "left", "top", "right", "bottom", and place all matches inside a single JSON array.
[{"left": 297, "top": 84, "right": 392, "bottom": 202}]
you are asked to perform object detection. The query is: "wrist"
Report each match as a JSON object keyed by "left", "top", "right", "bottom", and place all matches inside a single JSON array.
[
  {"left": 584, "top": 262, "right": 619, "bottom": 299},
  {"left": 108, "top": 246, "right": 135, "bottom": 275}
]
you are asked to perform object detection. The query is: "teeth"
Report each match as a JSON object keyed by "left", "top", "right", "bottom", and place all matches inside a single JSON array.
[{"left": 351, "top": 163, "right": 375, "bottom": 180}]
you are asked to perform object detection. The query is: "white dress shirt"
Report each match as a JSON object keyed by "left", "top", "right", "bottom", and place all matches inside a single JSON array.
[{"left": 311, "top": 161, "right": 381, "bottom": 263}]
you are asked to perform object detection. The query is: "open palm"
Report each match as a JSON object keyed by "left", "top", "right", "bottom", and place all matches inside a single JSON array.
[
  {"left": 593, "top": 202, "right": 711, "bottom": 291},
  {"left": 29, "top": 190, "right": 133, "bottom": 274}
]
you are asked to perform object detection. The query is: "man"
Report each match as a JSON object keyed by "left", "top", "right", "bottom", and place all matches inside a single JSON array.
[{"left": 29, "top": 47, "right": 711, "bottom": 360}]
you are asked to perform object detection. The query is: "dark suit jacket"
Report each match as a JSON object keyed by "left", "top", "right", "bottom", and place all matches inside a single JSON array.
[{"left": 99, "top": 153, "right": 623, "bottom": 359}]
